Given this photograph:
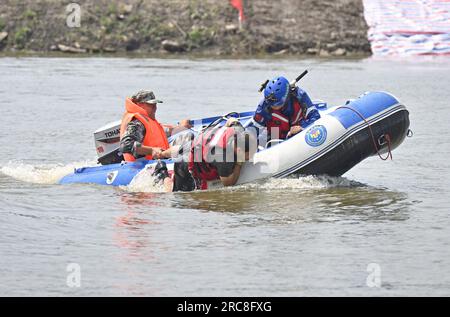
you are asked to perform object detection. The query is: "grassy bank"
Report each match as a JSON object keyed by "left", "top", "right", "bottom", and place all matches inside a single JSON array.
[{"left": 0, "top": 0, "right": 371, "bottom": 57}]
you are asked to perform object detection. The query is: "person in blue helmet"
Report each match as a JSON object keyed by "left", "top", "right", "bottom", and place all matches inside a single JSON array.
[{"left": 253, "top": 76, "right": 320, "bottom": 140}]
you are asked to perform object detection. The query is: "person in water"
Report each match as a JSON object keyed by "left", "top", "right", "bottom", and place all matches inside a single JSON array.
[
  {"left": 253, "top": 76, "right": 320, "bottom": 140},
  {"left": 119, "top": 90, "right": 191, "bottom": 161},
  {"left": 152, "top": 118, "right": 256, "bottom": 192}
]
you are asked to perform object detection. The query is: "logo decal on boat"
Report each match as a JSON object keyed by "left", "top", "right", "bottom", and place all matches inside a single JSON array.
[
  {"left": 305, "top": 125, "right": 327, "bottom": 147},
  {"left": 106, "top": 171, "right": 118, "bottom": 184}
]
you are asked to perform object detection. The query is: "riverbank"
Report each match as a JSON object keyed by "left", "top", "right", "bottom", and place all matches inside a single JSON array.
[{"left": 0, "top": 0, "right": 371, "bottom": 57}]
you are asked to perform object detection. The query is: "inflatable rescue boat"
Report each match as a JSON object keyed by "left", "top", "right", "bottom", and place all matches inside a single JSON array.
[{"left": 59, "top": 91, "right": 410, "bottom": 189}]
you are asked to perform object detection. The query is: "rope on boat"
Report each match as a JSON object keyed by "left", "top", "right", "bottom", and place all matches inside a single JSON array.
[{"left": 336, "top": 106, "right": 393, "bottom": 161}]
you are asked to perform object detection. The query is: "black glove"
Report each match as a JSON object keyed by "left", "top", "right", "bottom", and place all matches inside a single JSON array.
[{"left": 151, "top": 160, "right": 169, "bottom": 185}]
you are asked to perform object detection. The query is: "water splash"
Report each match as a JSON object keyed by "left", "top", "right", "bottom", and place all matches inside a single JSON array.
[
  {"left": 225, "top": 175, "right": 364, "bottom": 192},
  {"left": 123, "top": 167, "right": 166, "bottom": 193},
  {"left": 0, "top": 160, "right": 363, "bottom": 192},
  {"left": 125, "top": 169, "right": 363, "bottom": 193},
  {"left": 0, "top": 161, "right": 95, "bottom": 184}
]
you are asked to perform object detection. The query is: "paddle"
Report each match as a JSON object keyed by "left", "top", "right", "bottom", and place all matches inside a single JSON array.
[{"left": 258, "top": 69, "right": 309, "bottom": 93}]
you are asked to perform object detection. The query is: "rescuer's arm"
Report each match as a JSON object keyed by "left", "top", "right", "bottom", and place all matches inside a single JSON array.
[
  {"left": 253, "top": 99, "right": 271, "bottom": 125},
  {"left": 219, "top": 163, "right": 242, "bottom": 187},
  {"left": 163, "top": 119, "right": 193, "bottom": 137},
  {"left": 153, "top": 145, "right": 181, "bottom": 159},
  {"left": 295, "top": 86, "right": 314, "bottom": 109},
  {"left": 134, "top": 144, "right": 163, "bottom": 157},
  {"left": 171, "top": 119, "right": 192, "bottom": 135}
]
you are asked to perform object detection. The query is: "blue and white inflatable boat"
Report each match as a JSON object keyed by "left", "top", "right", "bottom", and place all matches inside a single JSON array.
[{"left": 59, "top": 91, "right": 410, "bottom": 189}]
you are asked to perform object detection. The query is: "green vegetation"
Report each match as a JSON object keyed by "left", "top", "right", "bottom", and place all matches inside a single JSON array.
[
  {"left": 0, "top": 17, "right": 5, "bottom": 32},
  {"left": 22, "top": 9, "right": 37, "bottom": 20},
  {"left": 0, "top": 0, "right": 370, "bottom": 56},
  {"left": 188, "top": 27, "right": 214, "bottom": 46},
  {"left": 126, "top": 14, "right": 142, "bottom": 27},
  {"left": 100, "top": 16, "right": 115, "bottom": 34},
  {"left": 188, "top": 28, "right": 202, "bottom": 43},
  {"left": 151, "top": 22, "right": 177, "bottom": 38},
  {"left": 14, "top": 26, "right": 31, "bottom": 48},
  {"left": 107, "top": 3, "right": 118, "bottom": 16}
]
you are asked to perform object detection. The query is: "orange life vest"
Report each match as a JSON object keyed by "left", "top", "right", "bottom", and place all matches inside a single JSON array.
[{"left": 119, "top": 98, "right": 169, "bottom": 161}]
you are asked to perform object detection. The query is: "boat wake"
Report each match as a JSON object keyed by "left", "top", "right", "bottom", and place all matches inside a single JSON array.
[
  {"left": 225, "top": 175, "right": 364, "bottom": 192},
  {"left": 123, "top": 167, "right": 166, "bottom": 193},
  {"left": 123, "top": 170, "right": 363, "bottom": 194},
  {"left": 0, "top": 161, "right": 96, "bottom": 185},
  {"left": 0, "top": 160, "right": 364, "bottom": 193}
]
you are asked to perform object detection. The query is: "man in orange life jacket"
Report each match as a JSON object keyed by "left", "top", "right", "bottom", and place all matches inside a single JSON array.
[
  {"left": 253, "top": 76, "right": 320, "bottom": 140},
  {"left": 119, "top": 90, "right": 191, "bottom": 161},
  {"left": 152, "top": 118, "right": 256, "bottom": 192}
]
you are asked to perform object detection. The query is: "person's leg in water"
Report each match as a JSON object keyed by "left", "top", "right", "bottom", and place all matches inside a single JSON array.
[{"left": 152, "top": 130, "right": 197, "bottom": 192}]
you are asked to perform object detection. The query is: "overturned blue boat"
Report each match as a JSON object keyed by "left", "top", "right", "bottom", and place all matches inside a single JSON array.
[{"left": 59, "top": 91, "right": 410, "bottom": 189}]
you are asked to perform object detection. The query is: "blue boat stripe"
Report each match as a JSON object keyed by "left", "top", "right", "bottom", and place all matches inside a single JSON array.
[
  {"left": 193, "top": 111, "right": 255, "bottom": 126},
  {"left": 328, "top": 92, "right": 399, "bottom": 129}
]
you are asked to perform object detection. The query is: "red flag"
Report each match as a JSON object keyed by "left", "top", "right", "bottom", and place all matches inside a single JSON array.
[{"left": 230, "top": 0, "right": 245, "bottom": 21}]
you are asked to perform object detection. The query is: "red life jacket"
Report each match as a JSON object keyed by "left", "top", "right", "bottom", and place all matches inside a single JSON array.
[
  {"left": 266, "top": 98, "right": 304, "bottom": 139},
  {"left": 119, "top": 98, "right": 170, "bottom": 161},
  {"left": 188, "top": 126, "right": 237, "bottom": 189}
]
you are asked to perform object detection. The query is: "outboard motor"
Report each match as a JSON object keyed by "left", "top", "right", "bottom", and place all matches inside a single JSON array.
[{"left": 94, "top": 120, "right": 123, "bottom": 165}]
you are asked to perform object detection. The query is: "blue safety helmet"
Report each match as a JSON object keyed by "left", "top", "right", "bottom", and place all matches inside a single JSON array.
[{"left": 263, "top": 76, "right": 290, "bottom": 107}]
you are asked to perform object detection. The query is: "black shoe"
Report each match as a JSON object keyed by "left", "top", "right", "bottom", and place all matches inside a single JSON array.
[{"left": 151, "top": 160, "right": 169, "bottom": 184}]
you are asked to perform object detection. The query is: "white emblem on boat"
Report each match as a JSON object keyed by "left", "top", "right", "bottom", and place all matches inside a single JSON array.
[{"left": 106, "top": 171, "right": 119, "bottom": 184}]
